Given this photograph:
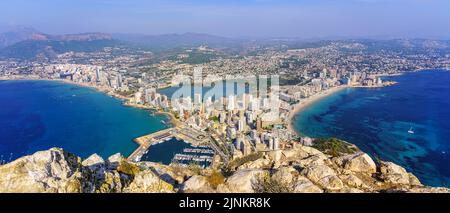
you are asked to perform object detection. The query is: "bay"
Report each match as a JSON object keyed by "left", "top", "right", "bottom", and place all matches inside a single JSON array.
[
  {"left": 292, "top": 70, "right": 450, "bottom": 187},
  {"left": 0, "top": 80, "right": 169, "bottom": 161}
]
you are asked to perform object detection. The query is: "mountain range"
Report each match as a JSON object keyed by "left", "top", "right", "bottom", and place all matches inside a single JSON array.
[
  {"left": 114, "top": 32, "right": 241, "bottom": 50},
  {"left": 0, "top": 27, "right": 123, "bottom": 60},
  {"left": 0, "top": 27, "right": 242, "bottom": 60},
  {"left": 0, "top": 26, "right": 43, "bottom": 48},
  {"left": 1, "top": 26, "right": 449, "bottom": 61}
]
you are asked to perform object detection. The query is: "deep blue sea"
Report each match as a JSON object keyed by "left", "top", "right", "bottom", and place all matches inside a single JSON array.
[
  {"left": 292, "top": 70, "right": 450, "bottom": 187},
  {"left": 0, "top": 80, "right": 169, "bottom": 161}
]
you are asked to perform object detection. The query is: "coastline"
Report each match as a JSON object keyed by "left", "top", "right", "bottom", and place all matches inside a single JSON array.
[
  {"left": 287, "top": 85, "right": 349, "bottom": 135},
  {"left": 284, "top": 70, "right": 450, "bottom": 186},
  {"left": 0, "top": 75, "right": 177, "bottom": 135},
  {"left": 285, "top": 72, "right": 418, "bottom": 135}
]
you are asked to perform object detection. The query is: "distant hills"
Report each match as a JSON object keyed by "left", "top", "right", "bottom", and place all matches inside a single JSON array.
[
  {"left": 113, "top": 32, "right": 242, "bottom": 51},
  {"left": 0, "top": 26, "right": 448, "bottom": 61},
  {"left": 0, "top": 26, "right": 42, "bottom": 48},
  {"left": 0, "top": 26, "right": 114, "bottom": 45},
  {"left": 0, "top": 27, "right": 242, "bottom": 60},
  {"left": 0, "top": 27, "right": 123, "bottom": 60},
  {"left": 0, "top": 39, "right": 123, "bottom": 60}
]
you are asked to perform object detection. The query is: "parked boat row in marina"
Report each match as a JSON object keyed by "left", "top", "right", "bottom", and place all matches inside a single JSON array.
[
  {"left": 173, "top": 153, "right": 214, "bottom": 163},
  {"left": 183, "top": 148, "right": 215, "bottom": 155}
]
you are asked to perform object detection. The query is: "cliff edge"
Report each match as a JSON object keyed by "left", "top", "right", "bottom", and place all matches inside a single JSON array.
[{"left": 0, "top": 146, "right": 448, "bottom": 193}]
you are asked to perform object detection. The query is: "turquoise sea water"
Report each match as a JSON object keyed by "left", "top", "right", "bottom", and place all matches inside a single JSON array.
[
  {"left": 292, "top": 70, "right": 450, "bottom": 187},
  {"left": 0, "top": 80, "right": 169, "bottom": 161}
]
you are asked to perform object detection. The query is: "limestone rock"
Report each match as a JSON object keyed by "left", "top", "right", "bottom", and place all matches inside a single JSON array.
[
  {"left": 300, "top": 145, "right": 327, "bottom": 157},
  {"left": 0, "top": 148, "right": 82, "bottom": 193},
  {"left": 408, "top": 187, "right": 450, "bottom": 193},
  {"left": 0, "top": 146, "right": 448, "bottom": 193},
  {"left": 143, "top": 162, "right": 192, "bottom": 185},
  {"left": 267, "top": 150, "right": 283, "bottom": 168},
  {"left": 339, "top": 174, "right": 367, "bottom": 189},
  {"left": 123, "top": 170, "right": 174, "bottom": 193},
  {"left": 339, "top": 187, "right": 364, "bottom": 193},
  {"left": 379, "top": 161, "right": 418, "bottom": 186},
  {"left": 301, "top": 165, "right": 343, "bottom": 191},
  {"left": 106, "top": 153, "right": 124, "bottom": 170},
  {"left": 408, "top": 173, "right": 423, "bottom": 187},
  {"left": 221, "top": 169, "right": 267, "bottom": 193},
  {"left": 281, "top": 148, "right": 307, "bottom": 160},
  {"left": 341, "top": 153, "right": 377, "bottom": 174},
  {"left": 272, "top": 167, "right": 296, "bottom": 184},
  {"left": 97, "top": 171, "right": 123, "bottom": 193},
  {"left": 82, "top": 154, "right": 105, "bottom": 168},
  {"left": 301, "top": 165, "right": 336, "bottom": 183},
  {"left": 238, "top": 158, "right": 271, "bottom": 170},
  {"left": 82, "top": 154, "right": 105, "bottom": 176},
  {"left": 182, "top": 175, "right": 214, "bottom": 193},
  {"left": 319, "top": 175, "right": 344, "bottom": 191},
  {"left": 293, "top": 176, "right": 323, "bottom": 193},
  {"left": 281, "top": 145, "right": 326, "bottom": 163},
  {"left": 294, "top": 153, "right": 329, "bottom": 168}
]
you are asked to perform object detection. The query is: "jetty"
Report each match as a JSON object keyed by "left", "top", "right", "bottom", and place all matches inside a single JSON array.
[{"left": 128, "top": 128, "right": 175, "bottom": 162}]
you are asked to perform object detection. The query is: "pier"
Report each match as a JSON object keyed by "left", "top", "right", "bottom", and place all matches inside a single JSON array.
[{"left": 128, "top": 128, "right": 175, "bottom": 162}]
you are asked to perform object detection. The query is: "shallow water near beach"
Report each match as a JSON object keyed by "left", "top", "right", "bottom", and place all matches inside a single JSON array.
[
  {"left": 0, "top": 80, "right": 169, "bottom": 161},
  {"left": 292, "top": 70, "right": 450, "bottom": 187}
]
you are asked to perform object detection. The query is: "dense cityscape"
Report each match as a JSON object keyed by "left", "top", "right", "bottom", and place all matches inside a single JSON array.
[
  {"left": 2, "top": 3, "right": 450, "bottom": 213},
  {"left": 1, "top": 31, "right": 449, "bottom": 169}
]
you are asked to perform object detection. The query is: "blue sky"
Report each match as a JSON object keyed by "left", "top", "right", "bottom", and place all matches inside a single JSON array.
[{"left": 0, "top": 0, "right": 449, "bottom": 38}]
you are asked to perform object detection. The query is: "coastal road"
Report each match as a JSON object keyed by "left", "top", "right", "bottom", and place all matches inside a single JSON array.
[{"left": 207, "top": 132, "right": 230, "bottom": 164}]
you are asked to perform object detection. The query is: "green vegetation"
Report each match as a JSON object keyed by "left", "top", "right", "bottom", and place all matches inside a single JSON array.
[
  {"left": 115, "top": 90, "right": 135, "bottom": 97},
  {"left": 206, "top": 170, "right": 225, "bottom": 189},
  {"left": 209, "top": 116, "right": 219, "bottom": 122},
  {"left": 312, "top": 138, "right": 358, "bottom": 157},
  {"left": 117, "top": 160, "right": 141, "bottom": 176},
  {"left": 182, "top": 52, "right": 217, "bottom": 64},
  {"left": 262, "top": 124, "right": 274, "bottom": 130},
  {"left": 172, "top": 111, "right": 180, "bottom": 119},
  {"left": 187, "top": 162, "right": 203, "bottom": 175},
  {"left": 0, "top": 39, "right": 124, "bottom": 60},
  {"left": 252, "top": 173, "right": 294, "bottom": 193}
]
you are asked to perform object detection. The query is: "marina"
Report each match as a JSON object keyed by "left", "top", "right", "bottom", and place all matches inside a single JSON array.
[{"left": 128, "top": 125, "right": 215, "bottom": 168}]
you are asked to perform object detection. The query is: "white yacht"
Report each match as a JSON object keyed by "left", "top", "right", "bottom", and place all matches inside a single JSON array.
[{"left": 408, "top": 126, "right": 415, "bottom": 134}]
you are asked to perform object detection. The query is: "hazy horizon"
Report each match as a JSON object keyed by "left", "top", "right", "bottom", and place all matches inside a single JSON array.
[{"left": 1, "top": 0, "right": 450, "bottom": 39}]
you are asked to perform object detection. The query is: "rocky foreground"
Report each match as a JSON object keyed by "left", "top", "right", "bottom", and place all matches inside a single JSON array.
[{"left": 0, "top": 145, "right": 449, "bottom": 193}]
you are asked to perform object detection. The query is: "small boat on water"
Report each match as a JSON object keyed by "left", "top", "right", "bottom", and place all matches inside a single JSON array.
[{"left": 408, "top": 126, "right": 415, "bottom": 134}]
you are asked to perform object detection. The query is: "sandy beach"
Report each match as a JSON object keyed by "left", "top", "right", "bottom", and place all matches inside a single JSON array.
[{"left": 287, "top": 85, "right": 349, "bottom": 135}]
